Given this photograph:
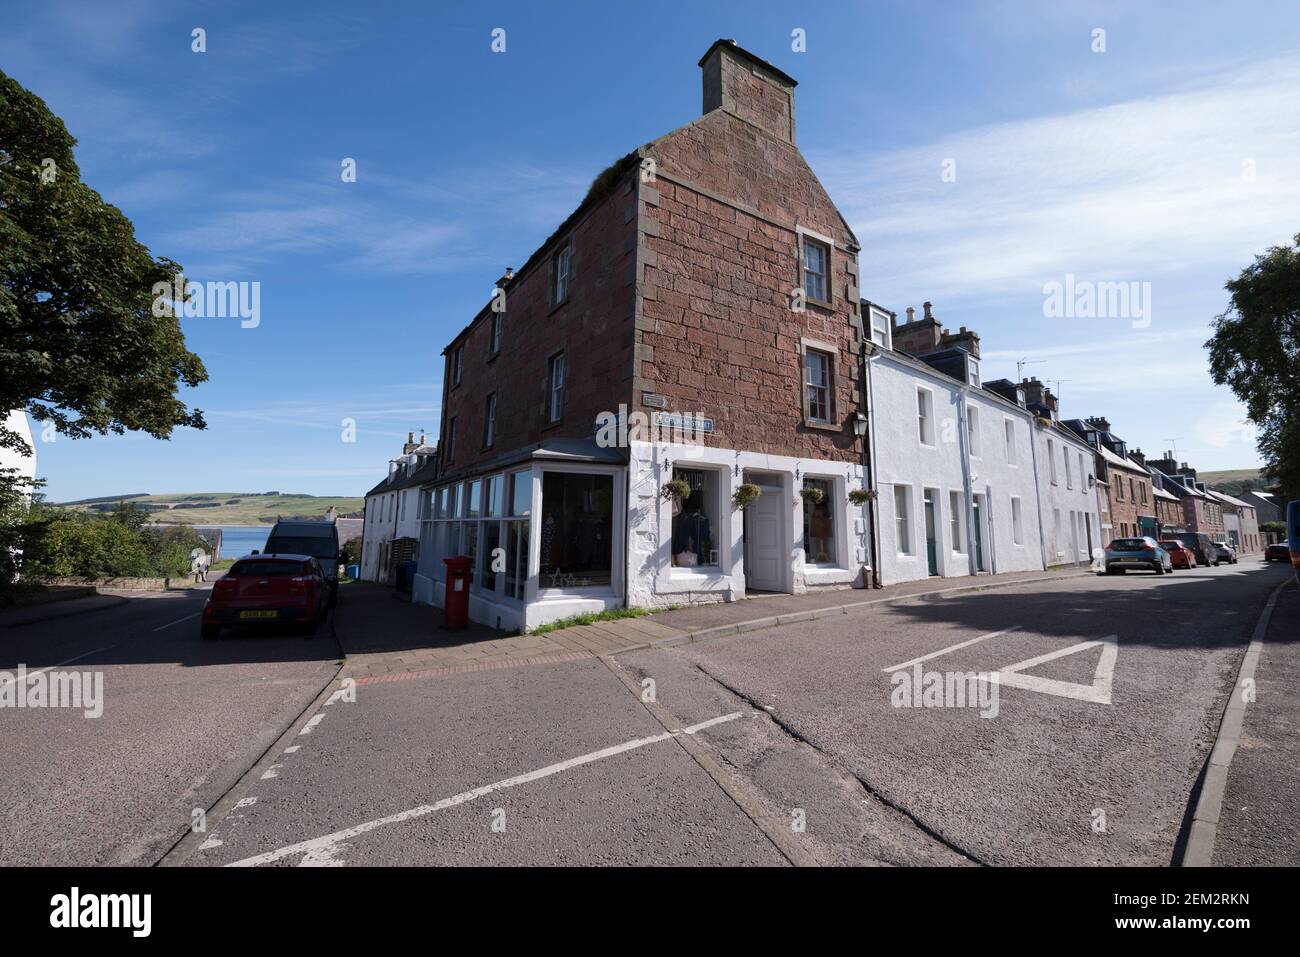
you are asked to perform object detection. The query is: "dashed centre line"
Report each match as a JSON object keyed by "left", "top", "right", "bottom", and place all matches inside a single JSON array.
[{"left": 224, "top": 710, "right": 745, "bottom": 867}]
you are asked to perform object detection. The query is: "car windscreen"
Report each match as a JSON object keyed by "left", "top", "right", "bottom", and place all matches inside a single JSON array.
[
  {"left": 264, "top": 536, "right": 335, "bottom": 559},
  {"left": 229, "top": 560, "right": 307, "bottom": 577},
  {"left": 1158, "top": 542, "right": 1182, "bottom": 549},
  {"left": 1110, "top": 539, "right": 1148, "bottom": 550}
]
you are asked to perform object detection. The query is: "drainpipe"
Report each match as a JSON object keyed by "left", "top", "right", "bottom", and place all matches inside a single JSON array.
[
  {"left": 955, "top": 385, "right": 977, "bottom": 576},
  {"left": 861, "top": 346, "right": 883, "bottom": 587},
  {"left": 1028, "top": 421, "right": 1049, "bottom": 570}
]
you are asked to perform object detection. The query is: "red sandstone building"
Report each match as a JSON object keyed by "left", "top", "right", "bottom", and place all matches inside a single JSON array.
[{"left": 416, "top": 41, "right": 869, "bottom": 630}]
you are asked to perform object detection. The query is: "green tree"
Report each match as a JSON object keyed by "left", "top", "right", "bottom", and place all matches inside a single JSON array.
[
  {"left": 1206, "top": 233, "right": 1300, "bottom": 501},
  {"left": 0, "top": 68, "right": 207, "bottom": 461}
]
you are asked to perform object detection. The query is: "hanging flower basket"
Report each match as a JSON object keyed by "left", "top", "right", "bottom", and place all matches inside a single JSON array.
[
  {"left": 848, "top": 488, "right": 877, "bottom": 506},
  {"left": 731, "top": 483, "right": 762, "bottom": 510},
  {"left": 660, "top": 478, "right": 692, "bottom": 503},
  {"left": 799, "top": 486, "right": 825, "bottom": 506}
]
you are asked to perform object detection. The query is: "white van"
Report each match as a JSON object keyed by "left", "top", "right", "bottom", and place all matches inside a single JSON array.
[{"left": 263, "top": 520, "right": 341, "bottom": 606}]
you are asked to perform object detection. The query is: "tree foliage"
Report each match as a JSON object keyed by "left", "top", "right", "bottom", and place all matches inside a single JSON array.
[
  {"left": 17, "top": 504, "right": 207, "bottom": 581},
  {"left": 1206, "top": 233, "right": 1300, "bottom": 501},
  {"left": 0, "top": 68, "right": 207, "bottom": 460}
]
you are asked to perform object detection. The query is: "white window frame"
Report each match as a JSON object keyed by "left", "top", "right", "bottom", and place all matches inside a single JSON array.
[
  {"left": 967, "top": 405, "right": 981, "bottom": 458},
  {"left": 916, "top": 387, "right": 935, "bottom": 447},
  {"left": 1010, "top": 496, "right": 1024, "bottom": 545},
  {"left": 547, "top": 353, "right": 566, "bottom": 424},
  {"left": 894, "top": 484, "right": 913, "bottom": 556},
  {"left": 949, "top": 490, "right": 964, "bottom": 553},
  {"left": 797, "top": 227, "right": 833, "bottom": 306},
  {"left": 1048, "top": 438, "right": 1057, "bottom": 484},
  {"left": 868, "top": 304, "right": 892, "bottom": 349},
  {"left": 804, "top": 348, "right": 832, "bottom": 423},
  {"left": 1004, "top": 418, "right": 1017, "bottom": 466},
  {"left": 552, "top": 243, "right": 572, "bottom": 305}
]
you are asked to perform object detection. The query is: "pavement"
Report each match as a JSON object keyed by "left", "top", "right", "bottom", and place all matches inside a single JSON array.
[
  {"left": 333, "top": 582, "right": 683, "bottom": 682},
  {"left": 1211, "top": 577, "right": 1300, "bottom": 865},
  {"left": 166, "top": 558, "right": 1293, "bottom": 868},
  {"left": 335, "top": 565, "right": 1096, "bottom": 682}
]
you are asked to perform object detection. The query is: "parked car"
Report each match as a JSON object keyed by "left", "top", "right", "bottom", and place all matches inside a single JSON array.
[
  {"left": 1177, "top": 531, "right": 1217, "bottom": 568},
  {"left": 1101, "top": 537, "right": 1172, "bottom": 575},
  {"left": 263, "top": 520, "right": 341, "bottom": 607},
  {"left": 202, "top": 554, "right": 328, "bottom": 640},
  {"left": 1159, "top": 539, "right": 1197, "bottom": 569},
  {"left": 1211, "top": 541, "right": 1238, "bottom": 565},
  {"left": 1265, "top": 543, "right": 1290, "bottom": 563}
]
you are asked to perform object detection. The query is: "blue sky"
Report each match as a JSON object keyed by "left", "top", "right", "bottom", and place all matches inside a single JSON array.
[{"left": 6, "top": 0, "right": 1298, "bottom": 501}]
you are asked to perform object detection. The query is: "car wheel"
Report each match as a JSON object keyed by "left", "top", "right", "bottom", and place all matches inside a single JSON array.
[
  {"left": 1154, "top": 563, "right": 1165, "bottom": 574},
  {"left": 201, "top": 625, "right": 220, "bottom": 641}
]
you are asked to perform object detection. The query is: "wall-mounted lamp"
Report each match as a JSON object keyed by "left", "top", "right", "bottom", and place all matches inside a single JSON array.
[{"left": 851, "top": 412, "right": 869, "bottom": 438}]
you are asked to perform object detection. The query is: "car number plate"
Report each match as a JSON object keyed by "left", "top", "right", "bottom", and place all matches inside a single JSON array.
[{"left": 239, "top": 610, "right": 278, "bottom": 620}]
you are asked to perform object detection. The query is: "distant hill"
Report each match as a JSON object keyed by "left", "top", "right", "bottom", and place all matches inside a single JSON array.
[
  {"left": 1197, "top": 468, "right": 1273, "bottom": 498},
  {"left": 54, "top": 492, "right": 365, "bottom": 525}
]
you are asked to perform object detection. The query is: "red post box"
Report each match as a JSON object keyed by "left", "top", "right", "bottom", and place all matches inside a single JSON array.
[{"left": 442, "top": 556, "right": 473, "bottom": 629}]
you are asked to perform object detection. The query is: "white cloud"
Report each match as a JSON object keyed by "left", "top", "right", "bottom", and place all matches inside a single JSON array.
[{"left": 818, "top": 56, "right": 1300, "bottom": 306}]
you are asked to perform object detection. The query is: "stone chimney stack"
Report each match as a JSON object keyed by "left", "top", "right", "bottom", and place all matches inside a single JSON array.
[
  {"left": 700, "top": 39, "right": 797, "bottom": 144},
  {"left": 1019, "top": 377, "right": 1059, "bottom": 419},
  {"left": 939, "top": 324, "right": 981, "bottom": 358},
  {"left": 403, "top": 431, "right": 421, "bottom": 454},
  {"left": 891, "top": 303, "right": 943, "bottom": 357},
  {"left": 1085, "top": 416, "right": 1112, "bottom": 432}
]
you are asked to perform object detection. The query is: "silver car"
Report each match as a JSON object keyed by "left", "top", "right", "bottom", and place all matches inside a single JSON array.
[{"left": 1211, "top": 541, "right": 1238, "bottom": 565}]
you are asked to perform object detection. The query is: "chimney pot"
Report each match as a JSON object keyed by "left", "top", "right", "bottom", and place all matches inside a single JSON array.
[
  {"left": 923, "top": 301, "right": 933, "bottom": 320},
  {"left": 905, "top": 306, "right": 915, "bottom": 322}
]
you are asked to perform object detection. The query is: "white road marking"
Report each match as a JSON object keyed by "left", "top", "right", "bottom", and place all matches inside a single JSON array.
[
  {"left": 0, "top": 646, "right": 113, "bottom": 689},
  {"left": 226, "top": 711, "right": 745, "bottom": 868},
  {"left": 990, "top": 635, "right": 1119, "bottom": 704},
  {"left": 152, "top": 612, "right": 201, "bottom": 632},
  {"left": 199, "top": 837, "right": 223, "bottom": 850},
  {"left": 260, "top": 765, "right": 281, "bottom": 780},
  {"left": 234, "top": 797, "right": 258, "bottom": 809},
  {"left": 882, "top": 627, "right": 1019, "bottom": 673},
  {"left": 283, "top": 745, "right": 300, "bottom": 754},
  {"left": 299, "top": 714, "right": 326, "bottom": 735}
]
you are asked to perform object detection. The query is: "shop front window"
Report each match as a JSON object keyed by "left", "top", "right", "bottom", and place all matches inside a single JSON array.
[
  {"left": 539, "top": 471, "right": 613, "bottom": 589},
  {"left": 671, "top": 467, "right": 719, "bottom": 568},
  {"left": 481, "top": 522, "right": 500, "bottom": 592},
  {"left": 802, "top": 477, "right": 836, "bottom": 565}
]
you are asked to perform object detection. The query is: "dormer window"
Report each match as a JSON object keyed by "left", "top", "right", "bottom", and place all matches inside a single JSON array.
[
  {"left": 966, "top": 356, "right": 980, "bottom": 388},
  {"left": 868, "top": 305, "right": 892, "bottom": 349}
]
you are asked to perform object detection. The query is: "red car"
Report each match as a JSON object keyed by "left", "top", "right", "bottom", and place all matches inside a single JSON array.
[
  {"left": 1159, "top": 539, "right": 1197, "bottom": 569},
  {"left": 202, "top": 554, "right": 328, "bottom": 640}
]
